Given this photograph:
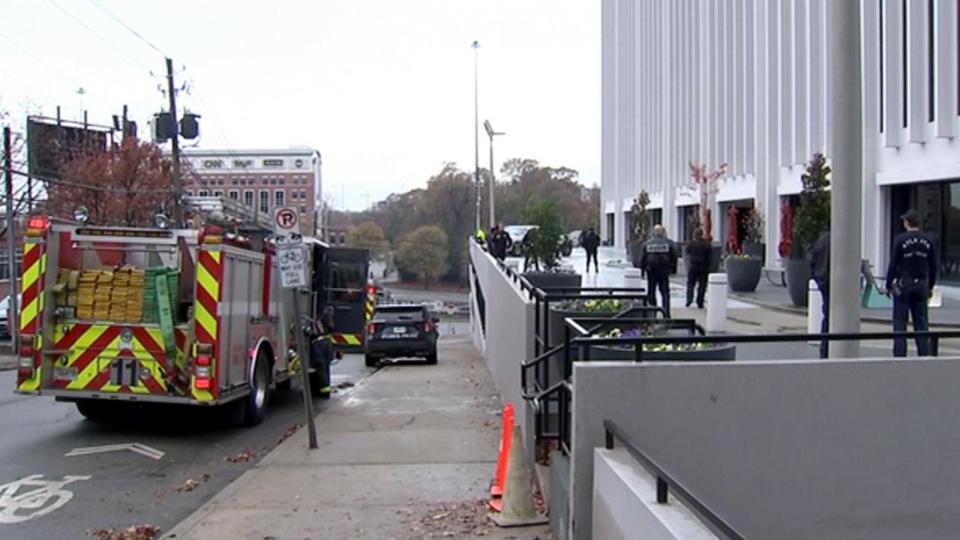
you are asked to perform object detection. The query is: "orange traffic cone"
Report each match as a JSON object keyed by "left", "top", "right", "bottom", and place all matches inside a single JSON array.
[
  {"left": 489, "top": 425, "right": 548, "bottom": 527},
  {"left": 490, "top": 402, "right": 515, "bottom": 499}
]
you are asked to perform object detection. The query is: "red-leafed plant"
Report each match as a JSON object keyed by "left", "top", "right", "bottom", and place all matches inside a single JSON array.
[
  {"left": 42, "top": 138, "right": 177, "bottom": 227},
  {"left": 688, "top": 162, "right": 727, "bottom": 242}
]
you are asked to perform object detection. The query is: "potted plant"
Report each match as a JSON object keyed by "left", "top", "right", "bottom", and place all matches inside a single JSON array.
[
  {"left": 520, "top": 200, "right": 581, "bottom": 290},
  {"left": 724, "top": 252, "right": 763, "bottom": 292},
  {"left": 688, "top": 162, "right": 727, "bottom": 273},
  {"left": 742, "top": 207, "right": 765, "bottom": 262},
  {"left": 786, "top": 153, "right": 831, "bottom": 307},
  {"left": 628, "top": 191, "right": 651, "bottom": 268},
  {"left": 589, "top": 322, "right": 737, "bottom": 361}
]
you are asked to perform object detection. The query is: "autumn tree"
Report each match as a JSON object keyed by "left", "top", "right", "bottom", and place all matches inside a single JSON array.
[
  {"left": 416, "top": 163, "right": 473, "bottom": 282},
  {"left": 346, "top": 221, "right": 389, "bottom": 259},
  {"left": 43, "top": 139, "right": 176, "bottom": 227},
  {"left": 394, "top": 225, "right": 448, "bottom": 289}
]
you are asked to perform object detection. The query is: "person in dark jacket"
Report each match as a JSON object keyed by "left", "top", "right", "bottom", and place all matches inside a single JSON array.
[
  {"left": 685, "top": 228, "right": 711, "bottom": 309},
  {"left": 488, "top": 224, "right": 512, "bottom": 260},
  {"left": 886, "top": 210, "right": 939, "bottom": 357},
  {"left": 809, "top": 229, "right": 830, "bottom": 358},
  {"left": 580, "top": 227, "right": 601, "bottom": 272},
  {"left": 640, "top": 225, "right": 678, "bottom": 317}
]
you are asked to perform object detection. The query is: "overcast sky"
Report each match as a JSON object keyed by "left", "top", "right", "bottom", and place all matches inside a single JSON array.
[{"left": 0, "top": 0, "right": 599, "bottom": 211}]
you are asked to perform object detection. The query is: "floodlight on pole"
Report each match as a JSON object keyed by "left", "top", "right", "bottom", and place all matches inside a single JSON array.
[
  {"left": 483, "top": 119, "right": 505, "bottom": 228},
  {"left": 472, "top": 40, "right": 481, "bottom": 234}
]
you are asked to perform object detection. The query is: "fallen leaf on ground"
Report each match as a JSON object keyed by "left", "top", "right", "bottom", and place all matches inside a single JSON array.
[
  {"left": 174, "top": 474, "right": 210, "bottom": 493},
  {"left": 336, "top": 381, "right": 354, "bottom": 389},
  {"left": 277, "top": 423, "right": 302, "bottom": 445},
  {"left": 86, "top": 524, "right": 161, "bottom": 540},
  {"left": 224, "top": 449, "right": 257, "bottom": 463},
  {"left": 414, "top": 499, "right": 494, "bottom": 537}
]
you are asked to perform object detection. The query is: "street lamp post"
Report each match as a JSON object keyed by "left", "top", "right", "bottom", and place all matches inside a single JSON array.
[
  {"left": 483, "top": 119, "right": 504, "bottom": 228},
  {"left": 471, "top": 40, "right": 481, "bottom": 234}
]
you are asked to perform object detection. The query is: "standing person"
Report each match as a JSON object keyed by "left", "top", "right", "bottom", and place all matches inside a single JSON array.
[
  {"left": 489, "top": 224, "right": 512, "bottom": 261},
  {"left": 809, "top": 229, "right": 830, "bottom": 358},
  {"left": 581, "top": 227, "right": 601, "bottom": 273},
  {"left": 640, "top": 225, "right": 678, "bottom": 317},
  {"left": 685, "top": 228, "right": 711, "bottom": 309},
  {"left": 885, "top": 210, "right": 939, "bottom": 357}
]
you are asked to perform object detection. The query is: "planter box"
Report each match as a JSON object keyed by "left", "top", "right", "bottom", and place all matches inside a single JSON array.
[
  {"left": 522, "top": 271, "right": 582, "bottom": 291},
  {"left": 725, "top": 257, "right": 762, "bottom": 293},
  {"left": 588, "top": 343, "right": 737, "bottom": 361},
  {"left": 785, "top": 258, "right": 810, "bottom": 307}
]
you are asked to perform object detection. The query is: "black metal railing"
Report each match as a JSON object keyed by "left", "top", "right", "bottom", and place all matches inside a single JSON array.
[
  {"left": 539, "top": 325, "right": 960, "bottom": 456},
  {"left": 604, "top": 419, "right": 747, "bottom": 540}
]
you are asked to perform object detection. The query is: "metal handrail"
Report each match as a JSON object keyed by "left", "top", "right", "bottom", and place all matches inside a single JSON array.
[{"left": 604, "top": 419, "right": 747, "bottom": 540}]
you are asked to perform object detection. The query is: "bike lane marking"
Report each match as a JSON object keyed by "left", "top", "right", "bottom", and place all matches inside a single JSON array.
[{"left": 0, "top": 474, "right": 92, "bottom": 524}]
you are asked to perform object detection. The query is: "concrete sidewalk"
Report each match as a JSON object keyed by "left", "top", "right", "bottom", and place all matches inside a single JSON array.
[{"left": 164, "top": 337, "right": 550, "bottom": 540}]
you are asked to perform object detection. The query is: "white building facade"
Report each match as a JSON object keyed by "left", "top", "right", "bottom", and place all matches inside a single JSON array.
[{"left": 602, "top": 0, "right": 959, "bottom": 279}]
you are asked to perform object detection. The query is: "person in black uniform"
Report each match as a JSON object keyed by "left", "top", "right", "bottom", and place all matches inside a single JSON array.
[
  {"left": 489, "top": 223, "right": 513, "bottom": 261},
  {"left": 640, "top": 225, "right": 678, "bottom": 317},
  {"left": 809, "top": 229, "right": 830, "bottom": 359},
  {"left": 580, "top": 227, "right": 601, "bottom": 273},
  {"left": 885, "top": 210, "right": 939, "bottom": 357},
  {"left": 685, "top": 228, "right": 711, "bottom": 309}
]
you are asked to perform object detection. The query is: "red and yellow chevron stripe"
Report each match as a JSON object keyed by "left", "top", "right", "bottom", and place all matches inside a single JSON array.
[
  {"left": 364, "top": 284, "right": 376, "bottom": 321},
  {"left": 331, "top": 333, "right": 362, "bottom": 346},
  {"left": 193, "top": 248, "right": 222, "bottom": 401},
  {"left": 48, "top": 324, "right": 187, "bottom": 395},
  {"left": 17, "top": 241, "right": 46, "bottom": 392}
]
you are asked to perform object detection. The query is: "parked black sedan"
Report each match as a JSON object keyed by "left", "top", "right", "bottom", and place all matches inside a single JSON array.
[{"left": 364, "top": 304, "right": 439, "bottom": 367}]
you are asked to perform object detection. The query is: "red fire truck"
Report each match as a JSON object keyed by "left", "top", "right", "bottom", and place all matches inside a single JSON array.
[{"left": 14, "top": 198, "right": 369, "bottom": 424}]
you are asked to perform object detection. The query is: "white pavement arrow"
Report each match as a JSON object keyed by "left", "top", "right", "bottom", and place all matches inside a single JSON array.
[{"left": 65, "top": 443, "right": 165, "bottom": 460}]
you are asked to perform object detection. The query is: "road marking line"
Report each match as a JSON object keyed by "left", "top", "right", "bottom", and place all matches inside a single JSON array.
[
  {"left": 0, "top": 474, "right": 91, "bottom": 524},
  {"left": 65, "top": 443, "right": 165, "bottom": 460}
]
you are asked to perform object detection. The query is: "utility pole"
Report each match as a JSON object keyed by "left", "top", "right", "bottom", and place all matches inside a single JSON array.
[
  {"left": 472, "top": 40, "right": 481, "bottom": 233},
  {"left": 166, "top": 57, "right": 183, "bottom": 227},
  {"left": 3, "top": 127, "right": 18, "bottom": 351},
  {"left": 828, "top": 0, "right": 863, "bottom": 357}
]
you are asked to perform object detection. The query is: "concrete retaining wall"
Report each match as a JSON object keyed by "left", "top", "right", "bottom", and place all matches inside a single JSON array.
[
  {"left": 571, "top": 357, "right": 960, "bottom": 539},
  {"left": 469, "top": 242, "right": 535, "bottom": 442}
]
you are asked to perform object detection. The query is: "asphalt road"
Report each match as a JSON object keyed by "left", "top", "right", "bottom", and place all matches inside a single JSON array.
[{"left": 0, "top": 354, "right": 373, "bottom": 540}]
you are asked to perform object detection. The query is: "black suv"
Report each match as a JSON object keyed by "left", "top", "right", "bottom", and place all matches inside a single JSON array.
[{"left": 364, "top": 305, "right": 439, "bottom": 367}]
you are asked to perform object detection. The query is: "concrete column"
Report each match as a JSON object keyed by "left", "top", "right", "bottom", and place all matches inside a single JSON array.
[
  {"left": 828, "top": 0, "right": 862, "bottom": 358},
  {"left": 807, "top": 279, "right": 823, "bottom": 335},
  {"left": 706, "top": 273, "right": 727, "bottom": 333}
]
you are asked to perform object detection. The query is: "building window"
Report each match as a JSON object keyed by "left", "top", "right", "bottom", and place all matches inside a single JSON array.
[
  {"left": 186, "top": 190, "right": 194, "bottom": 197},
  {"left": 231, "top": 178, "right": 238, "bottom": 186},
  {"left": 228, "top": 190, "right": 239, "bottom": 200},
  {"left": 275, "top": 190, "right": 285, "bottom": 207},
  {"left": 300, "top": 205, "right": 307, "bottom": 214},
  {"left": 290, "top": 191, "right": 298, "bottom": 201},
  {"left": 259, "top": 190, "right": 269, "bottom": 213},
  {"left": 300, "top": 190, "right": 307, "bottom": 200},
  {"left": 214, "top": 190, "right": 223, "bottom": 197},
  {"left": 244, "top": 190, "right": 254, "bottom": 208},
  {"left": 199, "top": 190, "right": 209, "bottom": 197}
]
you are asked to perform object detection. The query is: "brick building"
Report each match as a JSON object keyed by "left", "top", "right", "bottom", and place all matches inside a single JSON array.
[{"left": 181, "top": 148, "right": 322, "bottom": 235}]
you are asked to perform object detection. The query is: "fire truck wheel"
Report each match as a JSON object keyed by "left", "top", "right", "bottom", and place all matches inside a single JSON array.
[
  {"left": 75, "top": 400, "right": 109, "bottom": 422},
  {"left": 242, "top": 354, "right": 271, "bottom": 426},
  {"left": 425, "top": 352, "right": 438, "bottom": 365},
  {"left": 364, "top": 355, "right": 378, "bottom": 368}
]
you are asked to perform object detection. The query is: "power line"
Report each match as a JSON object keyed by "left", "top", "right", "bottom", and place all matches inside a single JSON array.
[
  {"left": 45, "top": 0, "right": 153, "bottom": 72},
  {"left": 86, "top": 0, "right": 166, "bottom": 56},
  {"left": 10, "top": 167, "right": 176, "bottom": 194}
]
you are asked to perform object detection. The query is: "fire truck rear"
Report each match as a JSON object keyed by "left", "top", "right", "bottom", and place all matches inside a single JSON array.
[{"left": 14, "top": 200, "right": 310, "bottom": 425}]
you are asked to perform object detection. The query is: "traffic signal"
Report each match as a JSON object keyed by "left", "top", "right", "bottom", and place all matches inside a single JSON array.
[
  {"left": 153, "top": 112, "right": 174, "bottom": 142},
  {"left": 180, "top": 112, "right": 201, "bottom": 139}
]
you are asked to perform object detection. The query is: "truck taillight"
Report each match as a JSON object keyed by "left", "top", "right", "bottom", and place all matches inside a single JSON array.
[
  {"left": 19, "top": 336, "right": 34, "bottom": 358},
  {"left": 418, "top": 321, "right": 434, "bottom": 333},
  {"left": 194, "top": 355, "right": 213, "bottom": 389},
  {"left": 366, "top": 323, "right": 382, "bottom": 335}
]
